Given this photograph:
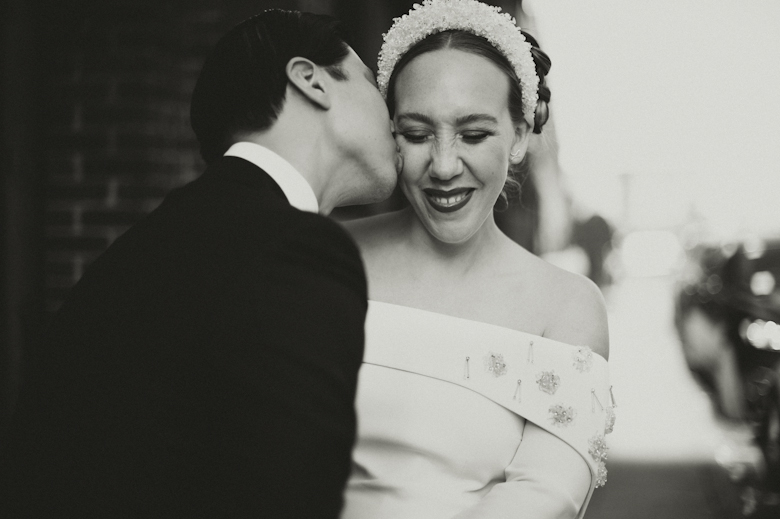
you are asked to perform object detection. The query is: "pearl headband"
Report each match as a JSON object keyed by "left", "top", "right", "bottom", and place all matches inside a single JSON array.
[{"left": 377, "top": 0, "right": 540, "bottom": 127}]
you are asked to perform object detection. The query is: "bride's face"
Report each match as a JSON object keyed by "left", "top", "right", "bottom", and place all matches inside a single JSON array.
[{"left": 393, "top": 48, "right": 528, "bottom": 244}]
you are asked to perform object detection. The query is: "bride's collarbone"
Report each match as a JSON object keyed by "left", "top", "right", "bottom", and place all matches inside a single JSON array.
[
  {"left": 371, "top": 276, "right": 549, "bottom": 332},
  {"left": 367, "top": 257, "right": 571, "bottom": 337},
  {"left": 371, "top": 260, "right": 532, "bottom": 293},
  {"left": 372, "top": 292, "right": 549, "bottom": 337}
]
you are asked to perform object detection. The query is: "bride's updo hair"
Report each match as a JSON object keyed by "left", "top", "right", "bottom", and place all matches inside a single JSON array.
[
  {"left": 386, "top": 29, "right": 551, "bottom": 134},
  {"left": 385, "top": 29, "right": 551, "bottom": 209}
]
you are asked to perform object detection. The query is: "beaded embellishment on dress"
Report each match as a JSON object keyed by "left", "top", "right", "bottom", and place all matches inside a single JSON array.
[
  {"left": 588, "top": 434, "right": 609, "bottom": 487},
  {"left": 536, "top": 370, "right": 560, "bottom": 395},
  {"left": 549, "top": 404, "right": 575, "bottom": 426},
  {"left": 485, "top": 352, "right": 507, "bottom": 377},
  {"left": 573, "top": 346, "right": 594, "bottom": 373},
  {"left": 605, "top": 406, "right": 616, "bottom": 434}
]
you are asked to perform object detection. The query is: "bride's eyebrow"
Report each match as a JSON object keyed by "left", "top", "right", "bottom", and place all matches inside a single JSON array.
[
  {"left": 454, "top": 114, "right": 498, "bottom": 126},
  {"left": 396, "top": 113, "right": 435, "bottom": 125},
  {"left": 396, "top": 113, "right": 498, "bottom": 126}
]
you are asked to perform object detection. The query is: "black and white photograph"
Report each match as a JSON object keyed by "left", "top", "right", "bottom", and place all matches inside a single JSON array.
[{"left": 2, "top": 1, "right": 779, "bottom": 517}]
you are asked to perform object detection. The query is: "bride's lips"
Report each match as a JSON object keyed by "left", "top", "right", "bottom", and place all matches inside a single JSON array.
[{"left": 423, "top": 188, "right": 475, "bottom": 213}]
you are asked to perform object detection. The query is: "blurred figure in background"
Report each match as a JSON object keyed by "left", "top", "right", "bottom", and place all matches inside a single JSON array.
[{"left": 572, "top": 214, "right": 615, "bottom": 288}]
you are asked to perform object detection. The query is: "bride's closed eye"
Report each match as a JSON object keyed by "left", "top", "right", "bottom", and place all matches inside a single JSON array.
[
  {"left": 399, "top": 130, "right": 493, "bottom": 144},
  {"left": 461, "top": 131, "right": 492, "bottom": 144},
  {"left": 400, "top": 131, "right": 430, "bottom": 143}
]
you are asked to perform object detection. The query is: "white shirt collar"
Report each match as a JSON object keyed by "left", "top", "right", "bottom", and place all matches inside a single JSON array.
[{"left": 224, "top": 142, "right": 319, "bottom": 213}]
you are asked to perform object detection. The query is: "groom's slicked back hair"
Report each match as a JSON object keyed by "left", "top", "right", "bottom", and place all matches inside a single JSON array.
[{"left": 191, "top": 10, "right": 352, "bottom": 164}]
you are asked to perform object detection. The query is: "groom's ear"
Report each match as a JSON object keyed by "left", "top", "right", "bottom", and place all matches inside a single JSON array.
[{"left": 285, "top": 57, "right": 331, "bottom": 110}]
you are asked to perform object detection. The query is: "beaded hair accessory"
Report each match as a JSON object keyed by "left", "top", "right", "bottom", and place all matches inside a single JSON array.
[{"left": 377, "top": 0, "right": 540, "bottom": 127}]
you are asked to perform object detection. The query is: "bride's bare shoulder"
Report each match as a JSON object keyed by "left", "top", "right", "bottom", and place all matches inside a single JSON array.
[{"left": 521, "top": 252, "right": 610, "bottom": 360}]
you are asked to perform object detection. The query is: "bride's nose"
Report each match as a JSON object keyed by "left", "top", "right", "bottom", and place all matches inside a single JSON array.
[{"left": 429, "top": 140, "right": 462, "bottom": 181}]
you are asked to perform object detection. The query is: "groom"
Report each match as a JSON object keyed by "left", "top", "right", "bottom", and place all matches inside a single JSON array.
[{"left": 1, "top": 10, "right": 397, "bottom": 518}]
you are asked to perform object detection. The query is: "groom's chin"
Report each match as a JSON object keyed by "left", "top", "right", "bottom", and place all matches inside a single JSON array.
[
  {"left": 366, "top": 171, "right": 400, "bottom": 204},
  {"left": 338, "top": 175, "right": 398, "bottom": 208}
]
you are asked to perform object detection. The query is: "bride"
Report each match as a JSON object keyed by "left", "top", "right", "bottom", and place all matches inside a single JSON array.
[{"left": 341, "top": 1, "right": 614, "bottom": 518}]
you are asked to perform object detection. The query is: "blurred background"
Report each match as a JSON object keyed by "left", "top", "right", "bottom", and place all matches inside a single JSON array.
[{"left": 2, "top": 0, "right": 779, "bottom": 516}]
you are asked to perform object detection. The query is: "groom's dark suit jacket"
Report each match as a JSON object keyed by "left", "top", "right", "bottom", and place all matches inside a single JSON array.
[{"left": 1, "top": 157, "right": 367, "bottom": 518}]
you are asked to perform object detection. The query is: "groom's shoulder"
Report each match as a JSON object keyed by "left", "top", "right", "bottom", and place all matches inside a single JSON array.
[
  {"left": 276, "top": 211, "right": 364, "bottom": 266},
  {"left": 243, "top": 211, "right": 367, "bottom": 302}
]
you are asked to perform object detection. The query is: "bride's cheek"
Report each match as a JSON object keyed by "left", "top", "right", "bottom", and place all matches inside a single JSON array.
[
  {"left": 394, "top": 150, "right": 404, "bottom": 175},
  {"left": 400, "top": 152, "right": 425, "bottom": 181}
]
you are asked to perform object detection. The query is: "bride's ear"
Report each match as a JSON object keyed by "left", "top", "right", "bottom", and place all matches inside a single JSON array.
[
  {"left": 285, "top": 57, "right": 331, "bottom": 110},
  {"left": 509, "top": 123, "right": 531, "bottom": 165}
]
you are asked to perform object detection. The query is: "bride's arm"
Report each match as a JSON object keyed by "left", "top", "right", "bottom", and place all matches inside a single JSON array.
[
  {"left": 452, "top": 274, "right": 610, "bottom": 519},
  {"left": 451, "top": 422, "right": 591, "bottom": 519}
]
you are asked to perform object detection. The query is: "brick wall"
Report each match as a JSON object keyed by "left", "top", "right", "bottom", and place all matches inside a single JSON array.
[{"left": 39, "top": 0, "right": 312, "bottom": 315}]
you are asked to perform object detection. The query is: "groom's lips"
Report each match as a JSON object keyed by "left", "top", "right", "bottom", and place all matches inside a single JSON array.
[{"left": 423, "top": 188, "right": 475, "bottom": 213}]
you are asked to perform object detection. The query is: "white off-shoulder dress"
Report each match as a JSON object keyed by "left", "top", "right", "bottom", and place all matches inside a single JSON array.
[{"left": 341, "top": 301, "right": 615, "bottom": 519}]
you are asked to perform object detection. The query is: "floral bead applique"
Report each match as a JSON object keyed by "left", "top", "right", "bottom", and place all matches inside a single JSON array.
[
  {"left": 484, "top": 352, "right": 507, "bottom": 377},
  {"left": 588, "top": 434, "right": 608, "bottom": 462},
  {"left": 549, "top": 404, "right": 575, "bottom": 426},
  {"left": 605, "top": 406, "right": 616, "bottom": 434},
  {"left": 588, "top": 433, "right": 609, "bottom": 487},
  {"left": 595, "top": 462, "right": 608, "bottom": 488},
  {"left": 572, "top": 346, "right": 594, "bottom": 373},
  {"left": 536, "top": 370, "right": 560, "bottom": 395}
]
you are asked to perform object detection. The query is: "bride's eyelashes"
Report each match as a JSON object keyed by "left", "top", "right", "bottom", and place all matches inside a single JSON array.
[
  {"left": 400, "top": 131, "right": 429, "bottom": 143},
  {"left": 399, "top": 129, "right": 495, "bottom": 144},
  {"left": 461, "top": 131, "right": 492, "bottom": 144}
]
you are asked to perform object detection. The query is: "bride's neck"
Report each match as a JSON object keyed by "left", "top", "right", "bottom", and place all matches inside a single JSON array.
[{"left": 405, "top": 209, "right": 506, "bottom": 274}]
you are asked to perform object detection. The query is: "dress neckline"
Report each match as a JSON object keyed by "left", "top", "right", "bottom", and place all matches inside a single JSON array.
[{"left": 368, "top": 299, "right": 585, "bottom": 352}]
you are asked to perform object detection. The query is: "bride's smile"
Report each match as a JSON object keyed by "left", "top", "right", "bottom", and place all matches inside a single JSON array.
[{"left": 424, "top": 187, "right": 475, "bottom": 212}]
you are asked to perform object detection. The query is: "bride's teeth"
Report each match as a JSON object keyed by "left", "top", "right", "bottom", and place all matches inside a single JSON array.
[{"left": 430, "top": 191, "right": 469, "bottom": 207}]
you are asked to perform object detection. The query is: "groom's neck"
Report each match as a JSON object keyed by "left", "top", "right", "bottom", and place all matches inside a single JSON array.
[{"left": 240, "top": 115, "right": 341, "bottom": 215}]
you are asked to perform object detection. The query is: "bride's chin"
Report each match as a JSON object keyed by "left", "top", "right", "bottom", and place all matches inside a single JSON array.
[
  {"left": 420, "top": 220, "right": 477, "bottom": 245},
  {"left": 406, "top": 200, "right": 478, "bottom": 244}
]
